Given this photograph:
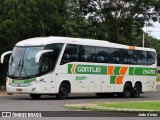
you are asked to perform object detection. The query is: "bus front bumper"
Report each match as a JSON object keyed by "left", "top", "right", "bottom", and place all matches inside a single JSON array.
[{"left": 6, "top": 83, "right": 41, "bottom": 94}]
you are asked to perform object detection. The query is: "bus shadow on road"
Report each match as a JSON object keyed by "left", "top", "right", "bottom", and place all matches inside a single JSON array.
[{"left": 6, "top": 93, "right": 150, "bottom": 101}]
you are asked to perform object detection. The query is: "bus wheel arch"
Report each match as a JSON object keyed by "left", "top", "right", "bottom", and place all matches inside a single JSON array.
[
  {"left": 122, "top": 81, "right": 132, "bottom": 98},
  {"left": 56, "top": 80, "right": 71, "bottom": 99},
  {"left": 132, "top": 81, "right": 142, "bottom": 98}
]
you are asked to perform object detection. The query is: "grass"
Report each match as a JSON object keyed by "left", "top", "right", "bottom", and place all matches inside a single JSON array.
[
  {"left": 96, "top": 101, "right": 160, "bottom": 111},
  {"left": 157, "top": 73, "right": 160, "bottom": 82},
  {"left": 65, "top": 101, "right": 160, "bottom": 112}
]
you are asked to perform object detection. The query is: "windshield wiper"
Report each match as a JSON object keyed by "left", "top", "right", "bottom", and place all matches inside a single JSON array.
[
  {"left": 11, "top": 59, "right": 22, "bottom": 78},
  {"left": 20, "top": 63, "right": 29, "bottom": 78}
]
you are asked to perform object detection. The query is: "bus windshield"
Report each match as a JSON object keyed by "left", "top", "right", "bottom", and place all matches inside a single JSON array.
[{"left": 8, "top": 46, "right": 44, "bottom": 79}]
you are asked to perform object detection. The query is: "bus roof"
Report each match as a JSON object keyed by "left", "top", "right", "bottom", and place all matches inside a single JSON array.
[{"left": 15, "top": 36, "right": 156, "bottom": 52}]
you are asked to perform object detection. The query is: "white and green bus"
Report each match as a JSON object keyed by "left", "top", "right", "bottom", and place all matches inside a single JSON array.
[{"left": 1, "top": 37, "right": 157, "bottom": 99}]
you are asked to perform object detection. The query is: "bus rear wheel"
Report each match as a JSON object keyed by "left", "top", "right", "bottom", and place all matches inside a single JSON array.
[
  {"left": 122, "top": 83, "right": 132, "bottom": 98},
  {"left": 30, "top": 94, "right": 41, "bottom": 99},
  {"left": 56, "top": 82, "right": 69, "bottom": 99},
  {"left": 132, "top": 83, "right": 141, "bottom": 98}
]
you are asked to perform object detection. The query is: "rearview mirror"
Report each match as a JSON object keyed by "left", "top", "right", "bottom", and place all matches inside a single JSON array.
[
  {"left": 35, "top": 50, "right": 53, "bottom": 63},
  {"left": 1, "top": 51, "right": 12, "bottom": 63}
]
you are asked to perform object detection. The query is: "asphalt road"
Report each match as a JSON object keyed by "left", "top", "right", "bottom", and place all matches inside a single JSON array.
[
  {"left": 1, "top": 92, "right": 160, "bottom": 111},
  {"left": 0, "top": 92, "right": 160, "bottom": 120}
]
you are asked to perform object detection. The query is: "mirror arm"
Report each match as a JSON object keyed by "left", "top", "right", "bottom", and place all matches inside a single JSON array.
[
  {"left": 35, "top": 50, "right": 53, "bottom": 63},
  {"left": 1, "top": 51, "right": 12, "bottom": 63}
]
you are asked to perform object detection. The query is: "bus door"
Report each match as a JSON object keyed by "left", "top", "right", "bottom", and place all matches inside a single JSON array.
[{"left": 39, "top": 54, "right": 56, "bottom": 93}]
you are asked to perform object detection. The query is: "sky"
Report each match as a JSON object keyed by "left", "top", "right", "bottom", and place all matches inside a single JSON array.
[{"left": 143, "top": 21, "right": 160, "bottom": 40}]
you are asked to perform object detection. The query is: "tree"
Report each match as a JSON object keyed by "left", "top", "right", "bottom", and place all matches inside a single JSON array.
[{"left": 78, "top": 0, "right": 160, "bottom": 45}]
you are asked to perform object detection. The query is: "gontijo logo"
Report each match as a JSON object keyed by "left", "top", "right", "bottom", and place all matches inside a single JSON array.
[{"left": 68, "top": 64, "right": 107, "bottom": 74}]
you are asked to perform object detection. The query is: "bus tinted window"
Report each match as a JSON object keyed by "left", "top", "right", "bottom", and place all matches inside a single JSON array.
[
  {"left": 110, "top": 48, "right": 121, "bottom": 64},
  {"left": 61, "top": 44, "right": 156, "bottom": 66},
  {"left": 40, "top": 43, "right": 63, "bottom": 74},
  {"left": 96, "top": 47, "right": 109, "bottom": 63},
  {"left": 122, "top": 50, "right": 137, "bottom": 65},
  {"left": 137, "top": 50, "right": 147, "bottom": 65},
  {"left": 61, "top": 44, "right": 79, "bottom": 64},
  {"left": 148, "top": 51, "right": 156, "bottom": 65},
  {"left": 80, "top": 45, "right": 96, "bottom": 62},
  {"left": 122, "top": 49, "right": 134, "bottom": 64}
]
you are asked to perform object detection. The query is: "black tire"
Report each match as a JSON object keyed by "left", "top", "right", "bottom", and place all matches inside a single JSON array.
[
  {"left": 56, "top": 82, "right": 70, "bottom": 99},
  {"left": 122, "top": 83, "right": 132, "bottom": 98},
  {"left": 30, "top": 94, "right": 41, "bottom": 99},
  {"left": 132, "top": 84, "right": 141, "bottom": 98}
]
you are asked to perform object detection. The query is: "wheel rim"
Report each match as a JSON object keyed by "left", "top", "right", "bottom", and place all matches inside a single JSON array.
[
  {"left": 134, "top": 86, "right": 140, "bottom": 96},
  {"left": 125, "top": 86, "right": 131, "bottom": 97},
  {"left": 60, "top": 85, "right": 68, "bottom": 96}
]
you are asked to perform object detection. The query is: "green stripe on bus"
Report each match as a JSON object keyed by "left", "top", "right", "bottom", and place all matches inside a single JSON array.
[
  {"left": 110, "top": 76, "right": 116, "bottom": 84},
  {"left": 129, "top": 67, "right": 135, "bottom": 75},
  {"left": 11, "top": 78, "right": 36, "bottom": 84},
  {"left": 114, "top": 66, "right": 121, "bottom": 75},
  {"left": 75, "top": 64, "right": 107, "bottom": 74},
  {"left": 68, "top": 64, "right": 107, "bottom": 74},
  {"left": 68, "top": 64, "right": 73, "bottom": 74},
  {"left": 129, "top": 67, "right": 156, "bottom": 76},
  {"left": 68, "top": 64, "right": 156, "bottom": 76}
]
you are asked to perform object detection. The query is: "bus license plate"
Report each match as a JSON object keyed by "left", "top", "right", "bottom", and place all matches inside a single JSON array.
[{"left": 16, "top": 88, "right": 22, "bottom": 92}]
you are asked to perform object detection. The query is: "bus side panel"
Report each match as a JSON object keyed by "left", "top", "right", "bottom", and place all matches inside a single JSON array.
[
  {"left": 39, "top": 74, "right": 56, "bottom": 93},
  {"left": 134, "top": 76, "right": 156, "bottom": 92},
  {"left": 55, "top": 64, "right": 90, "bottom": 93},
  {"left": 55, "top": 74, "right": 91, "bottom": 93},
  {"left": 88, "top": 74, "right": 101, "bottom": 93},
  {"left": 102, "top": 75, "right": 134, "bottom": 93},
  {"left": 55, "top": 73, "right": 74, "bottom": 93},
  {"left": 73, "top": 74, "right": 89, "bottom": 93}
]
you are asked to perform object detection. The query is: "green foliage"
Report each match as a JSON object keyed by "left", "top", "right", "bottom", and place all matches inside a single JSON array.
[
  {"left": 0, "top": 0, "right": 160, "bottom": 63},
  {"left": 156, "top": 74, "right": 160, "bottom": 82},
  {"left": 0, "top": 0, "right": 68, "bottom": 54},
  {"left": 1, "top": 0, "right": 160, "bottom": 85}
]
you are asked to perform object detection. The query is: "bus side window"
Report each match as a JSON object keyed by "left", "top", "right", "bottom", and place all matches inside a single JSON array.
[
  {"left": 79, "top": 45, "right": 96, "bottom": 62},
  {"left": 137, "top": 50, "right": 147, "bottom": 65},
  {"left": 122, "top": 49, "right": 136, "bottom": 64},
  {"left": 96, "top": 47, "right": 109, "bottom": 63},
  {"left": 147, "top": 51, "right": 156, "bottom": 65},
  {"left": 110, "top": 48, "right": 121, "bottom": 64},
  {"left": 40, "top": 55, "right": 52, "bottom": 74},
  {"left": 61, "top": 44, "right": 79, "bottom": 64}
]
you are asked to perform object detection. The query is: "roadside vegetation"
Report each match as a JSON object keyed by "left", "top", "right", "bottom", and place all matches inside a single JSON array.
[
  {"left": 65, "top": 101, "right": 160, "bottom": 112},
  {"left": 157, "top": 73, "right": 160, "bottom": 82},
  {"left": 0, "top": 0, "right": 160, "bottom": 85}
]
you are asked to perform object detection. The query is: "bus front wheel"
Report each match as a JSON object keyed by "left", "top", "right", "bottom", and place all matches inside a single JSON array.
[
  {"left": 30, "top": 94, "right": 41, "bottom": 99},
  {"left": 56, "top": 82, "right": 69, "bottom": 99}
]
